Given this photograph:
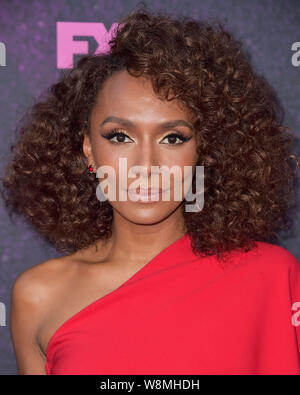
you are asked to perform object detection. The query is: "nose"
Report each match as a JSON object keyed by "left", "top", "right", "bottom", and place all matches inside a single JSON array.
[{"left": 130, "top": 139, "right": 160, "bottom": 181}]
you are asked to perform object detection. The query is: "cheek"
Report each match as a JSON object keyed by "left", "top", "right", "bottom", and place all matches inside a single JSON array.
[
  {"left": 92, "top": 146, "right": 120, "bottom": 195},
  {"left": 93, "top": 144, "right": 118, "bottom": 166},
  {"left": 166, "top": 148, "right": 199, "bottom": 196},
  {"left": 163, "top": 147, "right": 199, "bottom": 177}
]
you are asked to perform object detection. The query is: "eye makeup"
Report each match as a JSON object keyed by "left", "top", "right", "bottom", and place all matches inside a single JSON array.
[{"left": 101, "top": 128, "right": 193, "bottom": 145}]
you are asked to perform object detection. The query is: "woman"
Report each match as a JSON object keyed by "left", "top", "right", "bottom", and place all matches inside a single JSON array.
[{"left": 1, "top": 7, "right": 300, "bottom": 375}]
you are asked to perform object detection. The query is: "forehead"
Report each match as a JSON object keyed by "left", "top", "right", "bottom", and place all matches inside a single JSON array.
[{"left": 92, "top": 69, "right": 189, "bottom": 121}]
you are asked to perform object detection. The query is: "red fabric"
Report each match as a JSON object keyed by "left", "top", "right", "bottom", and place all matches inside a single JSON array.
[{"left": 45, "top": 233, "right": 300, "bottom": 375}]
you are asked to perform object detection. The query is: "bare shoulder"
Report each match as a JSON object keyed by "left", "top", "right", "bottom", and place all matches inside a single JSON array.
[
  {"left": 10, "top": 240, "right": 112, "bottom": 374},
  {"left": 11, "top": 249, "right": 88, "bottom": 324},
  {"left": 10, "top": 255, "right": 74, "bottom": 374},
  {"left": 12, "top": 256, "right": 69, "bottom": 307},
  {"left": 11, "top": 240, "right": 110, "bottom": 330}
]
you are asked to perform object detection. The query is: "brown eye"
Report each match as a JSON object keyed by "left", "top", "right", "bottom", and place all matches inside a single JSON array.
[
  {"left": 115, "top": 134, "right": 126, "bottom": 143},
  {"left": 160, "top": 133, "right": 191, "bottom": 145},
  {"left": 166, "top": 135, "right": 179, "bottom": 144},
  {"left": 101, "top": 129, "right": 133, "bottom": 144}
]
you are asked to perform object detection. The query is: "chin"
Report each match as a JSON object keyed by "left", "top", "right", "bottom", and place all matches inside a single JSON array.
[{"left": 110, "top": 201, "right": 183, "bottom": 225}]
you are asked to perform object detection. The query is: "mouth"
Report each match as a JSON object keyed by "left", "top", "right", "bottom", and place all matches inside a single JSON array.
[
  {"left": 130, "top": 187, "right": 163, "bottom": 194},
  {"left": 125, "top": 186, "right": 169, "bottom": 202}
]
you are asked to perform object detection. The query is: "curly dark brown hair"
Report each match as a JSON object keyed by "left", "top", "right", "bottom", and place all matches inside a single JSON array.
[{"left": 1, "top": 5, "right": 299, "bottom": 262}]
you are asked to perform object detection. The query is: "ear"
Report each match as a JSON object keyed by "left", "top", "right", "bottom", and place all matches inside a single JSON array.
[{"left": 82, "top": 133, "right": 94, "bottom": 163}]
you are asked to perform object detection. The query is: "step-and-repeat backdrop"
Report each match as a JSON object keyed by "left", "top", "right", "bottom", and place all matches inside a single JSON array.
[{"left": 0, "top": 0, "right": 299, "bottom": 375}]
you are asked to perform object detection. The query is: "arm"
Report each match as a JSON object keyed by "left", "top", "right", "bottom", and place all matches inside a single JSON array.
[{"left": 10, "top": 268, "right": 48, "bottom": 375}]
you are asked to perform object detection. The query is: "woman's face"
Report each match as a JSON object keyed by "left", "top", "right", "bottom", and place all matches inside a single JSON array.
[{"left": 83, "top": 69, "right": 199, "bottom": 225}]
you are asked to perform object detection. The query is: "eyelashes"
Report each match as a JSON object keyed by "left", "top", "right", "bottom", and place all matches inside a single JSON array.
[
  {"left": 101, "top": 129, "right": 132, "bottom": 144},
  {"left": 101, "top": 128, "right": 192, "bottom": 146}
]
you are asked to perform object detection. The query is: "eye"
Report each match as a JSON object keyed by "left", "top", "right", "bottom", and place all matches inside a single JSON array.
[
  {"left": 160, "top": 132, "right": 192, "bottom": 145},
  {"left": 101, "top": 128, "right": 133, "bottom": 144}
]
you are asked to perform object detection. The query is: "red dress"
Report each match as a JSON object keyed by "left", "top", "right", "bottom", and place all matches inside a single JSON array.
[{"left": 45, "top": 233, "right": 300, "bottom": 375}]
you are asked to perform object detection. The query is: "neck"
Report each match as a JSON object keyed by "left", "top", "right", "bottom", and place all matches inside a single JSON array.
[{"left": 96, "top": 205, "right": 187, "bottom": 266}]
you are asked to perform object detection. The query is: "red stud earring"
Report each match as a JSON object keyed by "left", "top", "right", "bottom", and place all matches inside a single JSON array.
[{"left": 88, "top": 164, "right": 94, "bottom": 173}]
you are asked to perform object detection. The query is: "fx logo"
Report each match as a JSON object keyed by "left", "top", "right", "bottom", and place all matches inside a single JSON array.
[
  {"left": 0, "top": 42, "right": 6, "bottom": 66},
  {"left": 56, "top": 22, "right": 121, "bottom": 69}
]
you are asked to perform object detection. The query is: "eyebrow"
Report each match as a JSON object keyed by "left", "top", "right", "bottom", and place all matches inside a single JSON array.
[{"left": 100, "top": 116, "right": 193, "bottom": 130}]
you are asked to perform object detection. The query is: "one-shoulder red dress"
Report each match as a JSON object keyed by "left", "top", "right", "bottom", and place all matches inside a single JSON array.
[{"left": 45, "top": 233, "right": 300, "bottom": 375}]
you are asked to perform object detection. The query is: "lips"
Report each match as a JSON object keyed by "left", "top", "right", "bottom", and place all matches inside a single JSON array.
[
  {"left": 127, "top": 187, "right": 165, "bottom": 197},
  {"left": 126, "top": 186, "right": 168, "bottom": 204}
]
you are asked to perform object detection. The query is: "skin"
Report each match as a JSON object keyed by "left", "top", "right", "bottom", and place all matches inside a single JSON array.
[{"left": 10, "top": 69, "right": 199, "bottom": 374}]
